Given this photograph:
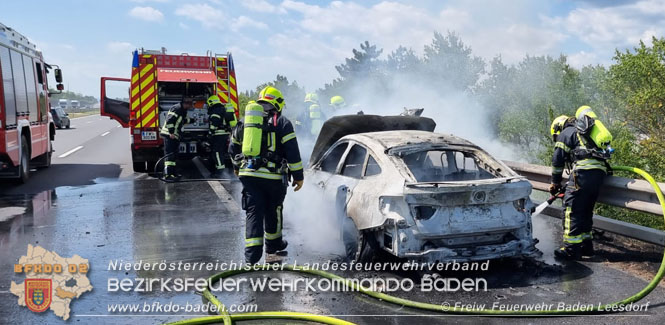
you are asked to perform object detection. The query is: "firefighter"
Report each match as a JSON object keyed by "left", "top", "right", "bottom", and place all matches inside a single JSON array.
[
  {"left": 549, "top": 107, "right": 609, "bottom": 260},
  {"left": 159, "top": 97, "right": 194, "bottom": 181},
  {"left": 329, "top": 95, "right": 346, "bottom": 112},
  {"left": 230, "top": 86, "right": 304, "bottom": 264},
  {"left": 206, "top": 95, "right": 237, "bottom": 178},
  {"left": 296, "top": 93, "right": 325, "bottom": 138}
]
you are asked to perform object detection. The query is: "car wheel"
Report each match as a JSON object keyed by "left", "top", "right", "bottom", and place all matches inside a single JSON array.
[
  {"left": 57, "top": 125, "right": 62, "bottom": 129},
  {"left": 18, "top": 136, "right": 30, "bottom": 183},
  {"left": 66, "top": 123, "right": 70, "bottom": 129}
]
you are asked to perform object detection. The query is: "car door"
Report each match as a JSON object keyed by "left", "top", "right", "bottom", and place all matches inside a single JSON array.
[
  {"left": 308, "top": 141, "right": 350, "bottom": 193},
  {"left": 328, "top": 143, "right": 369, "bottom": 225}
]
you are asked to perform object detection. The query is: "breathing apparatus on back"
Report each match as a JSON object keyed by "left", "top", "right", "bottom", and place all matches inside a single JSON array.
[
  {"left": 240, "top": 87, "right": 285, "bottom": 171},
  {"left": 573, "top": 105, "right": 614, "bottom": 161}
]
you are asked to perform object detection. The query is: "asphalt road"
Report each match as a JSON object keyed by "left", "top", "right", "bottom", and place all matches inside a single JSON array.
[
  {"left": 0, "top": 114, "right": 133, "bottom": 196},
  {"left": 0, "top": 115, "right": 663, "bottom": 324}
]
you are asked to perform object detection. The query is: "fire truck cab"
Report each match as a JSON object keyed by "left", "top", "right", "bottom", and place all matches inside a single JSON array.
[
  {"left": 0, "top": 22, "right": 63, "bottom": 183},
  {"left": 100, "top": 48, "right": 239, "bottom": 173}
]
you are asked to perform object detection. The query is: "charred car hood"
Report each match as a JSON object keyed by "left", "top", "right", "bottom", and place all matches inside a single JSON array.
[{"left": 310, "top": 114, "right": 436, "bottom": 165}]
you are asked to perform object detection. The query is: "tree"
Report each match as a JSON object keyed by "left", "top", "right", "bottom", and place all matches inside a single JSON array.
[
  {"left": 422, "top": 31, "right": 485, "bottom": 92},
  {"left": 608, "top": 37, "right": 665, "bottom": 179},
  {"left": 321, "top": 41, "right": 387, "bottom": 107},
  {"left": 250, "top": 75, "right": 306, "bottom": 119},
  {"left": 335, "top": 41, "right": 383, "bottom": 80},
  {"left": 385, "top": 46, "right": 420, "bottom": 73}
]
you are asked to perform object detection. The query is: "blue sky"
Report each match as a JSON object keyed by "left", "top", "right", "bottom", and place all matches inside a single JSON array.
[{"left": 1, "top": 0, "right": 663, "bottom": 97}]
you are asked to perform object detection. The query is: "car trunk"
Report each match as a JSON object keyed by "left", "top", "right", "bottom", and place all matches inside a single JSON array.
[{"left": 403, "top": 179, "right": 532, "bottom": 246}]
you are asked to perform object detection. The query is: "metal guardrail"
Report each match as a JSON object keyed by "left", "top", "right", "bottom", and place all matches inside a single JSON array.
[{"left": 504, "top": 161, "right": 665, "bottom": 246}]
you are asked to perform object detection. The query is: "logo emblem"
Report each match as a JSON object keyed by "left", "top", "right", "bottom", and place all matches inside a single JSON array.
[{"left": 25, "top": 279, "right": 52, "bottom": 312}]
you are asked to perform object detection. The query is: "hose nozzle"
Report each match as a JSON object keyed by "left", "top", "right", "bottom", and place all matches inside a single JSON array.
[{"left": 547, "top": 192, "right": 565, "bottom": 205}]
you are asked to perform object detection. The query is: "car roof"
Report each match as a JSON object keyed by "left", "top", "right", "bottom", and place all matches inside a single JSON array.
[{"left": 341, "top": 130, "right": 478, "bottom": 151}]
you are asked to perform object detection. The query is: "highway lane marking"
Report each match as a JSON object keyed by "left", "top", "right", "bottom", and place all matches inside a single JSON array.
[
  {"left": 192, "top": 158, "right": 242, "bottom": 213},
  {"left": 86, "top": 121, "right": 93, "bottom": 124},
  {"left": 101, "top": 131, "right": 110, "bottom": 137},
  {"left": 58, "top": 146, "right": 84, "bottom": 158},
  {"left": 116, "top": 125, "right": 121, "bottom": 128}
]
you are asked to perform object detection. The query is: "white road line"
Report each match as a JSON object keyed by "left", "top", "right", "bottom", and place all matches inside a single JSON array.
[
  {"left": 70, "top": 125, "right": 76, "bottom": 128},
  {"left": 192, "top": 158, "right": 242, "bottom": 212},
  {"left": 116, "top": 125, "right": 121, "bottom": 128},
  {"left": 86, "top": 121, "right": 93, "bottom": 124},
  {"left": 101, "top": 131, "right": 110, "bottom": 137},
  {"left": 58, "top": 146, "right": 83, "bottom": 158}
]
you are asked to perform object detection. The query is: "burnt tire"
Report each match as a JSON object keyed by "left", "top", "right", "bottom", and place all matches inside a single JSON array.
[
  {"left": 18, "top": 136, "right": 30, "bottom": 183},
  {"left": 342, "top": 217, "right": 376, "bottom": 263}
]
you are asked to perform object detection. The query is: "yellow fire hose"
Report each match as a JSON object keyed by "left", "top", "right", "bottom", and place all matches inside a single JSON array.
[{"left": 166, "top": 166, "right": 665, "bottom": 324}]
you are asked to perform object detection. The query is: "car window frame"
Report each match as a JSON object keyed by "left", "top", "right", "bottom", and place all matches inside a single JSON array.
[
  {"left": 363, "top": 153, "right": 382, "bottom": 178},
  {"left": 339, "top": 142, "right": 369, "bottom": 179},
  {"left": 316, "top": 140, "right": 351, "bottom": 174}
]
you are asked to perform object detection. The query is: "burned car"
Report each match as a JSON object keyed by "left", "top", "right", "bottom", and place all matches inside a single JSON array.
[{"left": 307, "top": 115, "right": 538, "bottom": 262}]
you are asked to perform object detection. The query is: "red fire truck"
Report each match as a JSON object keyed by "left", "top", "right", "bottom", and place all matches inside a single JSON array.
[
  {"left": 100, "top": 48, "right": 239, "bottom": 173},
  {"left": 0, "top": 22, "right": 63, "bottom": 183}
]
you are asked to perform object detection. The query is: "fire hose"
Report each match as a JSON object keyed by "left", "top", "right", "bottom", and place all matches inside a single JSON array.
[{"left": 166, "top": 165, "right": 665, "bottom": 324}]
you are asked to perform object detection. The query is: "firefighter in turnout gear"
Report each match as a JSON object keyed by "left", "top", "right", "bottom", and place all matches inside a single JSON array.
[
  {"left": 550, "top": 106, "right": 612, "bottom": 260},
  {"left": 159, "top": 98, "right": 194, "bottom": 181},
  {"left": 229, "top": 86, "right": 304, "bottom": 264},
  {"left": 296, "top": 93, "right": 325, "bottom": 138},
  {"left": 206, "top": 95, "right": 237, "bottom": 178}
]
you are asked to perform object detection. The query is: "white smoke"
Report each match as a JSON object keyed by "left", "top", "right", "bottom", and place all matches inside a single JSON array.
[{"left": 283, "top": 185, "right": 345, "bottom": 259}]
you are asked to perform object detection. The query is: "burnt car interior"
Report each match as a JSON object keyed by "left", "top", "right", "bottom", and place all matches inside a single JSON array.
[
  {"left": 319, "top": 142, "right": 383, "bottom": 178},
  {"left": 403, "top": 150, "right": 497, "bottom": 182}
]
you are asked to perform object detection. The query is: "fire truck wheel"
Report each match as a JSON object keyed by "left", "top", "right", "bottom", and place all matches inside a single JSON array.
[
  {"left": 146, "top": 160, "right": 157, "bottom": 174},
  {"left": 18, "top": 136, "right": 30, "bottom": 183},
  {"left": 133, "top": 161, "right": 147, "bottom": 173}
]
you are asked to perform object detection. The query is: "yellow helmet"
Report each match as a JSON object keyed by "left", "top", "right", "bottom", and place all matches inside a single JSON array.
[
  {"left": 206, "top": 95, "right": 222, "bottom": 107},
  {"left": 550, "top": 115, "right": 569, "bottom": 141},
  {"left": 258, "top": 86, "right": 285, "bottom": 112},
  {"left": 330, "top": 95, "right": 346, "bottom": 108},
  {"left": 304, "top": 93, "right": 319, "bottom": 103},
  {"left": 575, "top": 105, "right": 597, "bottom": 119}
]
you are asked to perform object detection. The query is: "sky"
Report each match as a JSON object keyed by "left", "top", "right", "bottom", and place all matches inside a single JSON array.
[{"left": 1, "top": 0, "right": 664, "bottom": 98}]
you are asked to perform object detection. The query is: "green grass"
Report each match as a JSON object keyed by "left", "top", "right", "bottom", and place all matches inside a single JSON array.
[
  {"left": 68, "top": 110, "right": 100, "bottom": 119},
  {"left": 596, "top": 204, "right": 664, "bottom": 231}
]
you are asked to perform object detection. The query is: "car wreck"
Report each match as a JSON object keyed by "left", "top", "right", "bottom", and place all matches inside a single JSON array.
[{"left": 307, "top": 115, "right": 538, "bottom": 262}]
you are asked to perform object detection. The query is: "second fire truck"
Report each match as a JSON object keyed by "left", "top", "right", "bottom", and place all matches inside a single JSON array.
[{"left": 100, "top": 48, "right": 239, "bottom": 173}]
